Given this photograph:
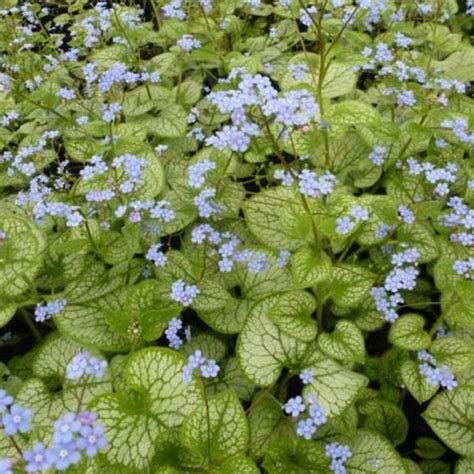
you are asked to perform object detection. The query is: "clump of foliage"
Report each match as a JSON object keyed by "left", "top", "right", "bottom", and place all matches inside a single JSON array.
[{"left": 0, "top": 0, "right": 473, "bottom": 472}]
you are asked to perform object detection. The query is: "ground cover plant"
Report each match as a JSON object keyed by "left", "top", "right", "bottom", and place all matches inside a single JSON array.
[{"left": 0, "top": 0, "right": 473, "bottom": 472}]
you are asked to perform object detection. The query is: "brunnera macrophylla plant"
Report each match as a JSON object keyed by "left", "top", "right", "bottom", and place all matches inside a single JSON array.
[{"left": 0, "top": 0, "right": 473, "bottom": 472}]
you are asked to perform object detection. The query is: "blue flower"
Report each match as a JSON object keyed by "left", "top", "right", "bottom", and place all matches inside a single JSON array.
[
  {"left": 283, "top": 396, "right": 305, "bottom": 417},
  {"left": 23, "top": 442, "right": 50, "bottom": 473},
  {"left": 77, "top": 423, "right": 107, "bottom": 457},
  {"left": 2, "top": 404, "right": 32, "bottom": 435},
  {"left": 0, "top": 458, "right": 12, "bottom": 474},
  {"left": 46, "top": 441, "right": 81, "bottom": 471},
  {"left": 0, "top": 389, "right": 13, "bottom": 413},
  {"left": 53, "top": 413, "right": 81, "bottom": 444}
]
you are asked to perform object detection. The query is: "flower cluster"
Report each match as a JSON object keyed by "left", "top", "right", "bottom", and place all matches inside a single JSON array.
[
  {"left": 177, "top": 34, "right": 201, "bottom": 53},
  {"left": 335, "top": 206, "right": 370, "bottom": 235},
  {"left": 441, "top": 197, "right": 474, "bottom": 248},
  {"left": 1, "top": 129, "right": 59, "bottom": 177},
  {"left": 22, "top": 411, "right": 107, "bottom": 472},
  {"left": 417, "top": 351, "right": 457, "bottom": 391},
  {"left": 191, "top": 223, "right": 270, "bottom": 273},
  {"left": 34, "top": 299, "right": 67, "bottom": 323},
  {"left": 165, "top": 318, "right": 191, "bottom": 349},
  {"left": 193, "top": 187, "right": 223, "bottom": 218},
  {"left": 206, "top": 69, "right": 318, "bottom": 153},
  {"left": 453, "top": 258, "right": 474, "bottom": 281},
  {"left": 66, "top": 350, "right": 108, "bottom": 380},
  {"left": 182, "top": 349, "right": 220, "bottom": 383},
  {"left": 0, "top": 390, "right": 31, "bottom": 435},
  {"left": 170, "top": 279, "right": 200, "bottom": 306},
  {"left": 146, "top": 243, "right": 167, "bottom": 267},
  {"left": 405, "top": 157, "right": 457, "bottom": 197},
  {"left": 283, "top": 393, "right": 327, "bottom": 440},
  {"left": 115, "top": 198, "right": 175, "bottom": 224},
  {"left": 325, "top": 442, "right": 352, "bottom": 474},
  {"left": 371, "top": 247, "right": 420, "bottom": 323},
  {"left": 188, "top": 160, "right": 217, "bottom": 188}
]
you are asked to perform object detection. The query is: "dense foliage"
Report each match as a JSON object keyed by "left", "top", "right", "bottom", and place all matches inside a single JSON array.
[{"left": 0, "top": 0, "right": 473, "bottom": 472}]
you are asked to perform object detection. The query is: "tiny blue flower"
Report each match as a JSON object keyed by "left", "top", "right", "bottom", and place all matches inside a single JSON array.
[
  {"left": 23, "top": 442, "right": 50, "bottom": 473},
  {"left": 0, "top": 458, "right": 12, "bottom": 474},
  {"left": 46, "top": 441, "right": 81, "bottom": 471},
  {"left": 2, "top": 404, "right": 32, "bottom": 435},
  {"left": 53, "top": 413, "right": 81, "bottom": 444},
  {"left": 77, "top": 423, "right": 107, "bottom": 457},
  {"left": 0, "top": 389, "right": 13, "bottom": 413}
]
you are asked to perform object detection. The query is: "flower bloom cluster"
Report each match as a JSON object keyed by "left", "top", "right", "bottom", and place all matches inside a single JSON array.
[
  {"left": 441, "top": 197, "right": 474, "bottom": 248},
  {"left": 405, "top": 157, "right": 458, "bottom": 197},
  {"left": 191, "top": 223, "right": 270, "bottom": 273},
  {"left": 1, "top": 390, "right": 106, "bottom": 471},
  {"left": 165, "top": 318, "right": 191, "bottom": 349},
  {"left": 66, "top": 350, "right": 108, "bottom": 380},
  {"left": 335, "top": 206, "right": 370, "bottom": 235},
  {"left": 417, "top": 351, "right": 457, "bottom": 390},
  {"left": 206, "top": 69, "right": 318, "bottom": 153},
  {"left": 182, "top": 349, "right": 220, "bottom": 383},
  {"left": 170, "top": 279, "right": 200, "bottom": 306},
  {"left": 299, "top": 369, "right": 314, "bottom": 385},
  {"left": 397, "top": 205, "right": 415, "bottom": 225},
  {"left": 441, "top": 118, "right": 474, "bottom": 145},
  {"left": 34, "top": 299, "right": 67, "bottom": 322},
  {"left": 368, "top": 145, "right": 387, "bottom": 166},
  {"left": 0, "top": 390, "right": 31, "bottom": 435},
  {"left": 325, "top": 442, "right": 352, "bottom": 474},
  {"left": 2, "top": 129, "right": 59, "bottom": 177},
  {"left": 146, "top": 243, "right": 167, "bottom": 267},
  {"left": 452, "top": 258, "right": 474, "bottom": 281},
  {"left": 25, "top": 411, "right": 106, "bottom": 472},
  {"left": 115, "top": 199, "right": 175, "bottom": 224},
  {"left": 283, "top": 393, "right": 327, "bottom": 440},
  {"left": 177, "top": 34, "right": 201, "bottom": 52},
  {"left": 371, "top": 247, "right": 420, "bottom": 323},
  {"left": 187, "top": 160, "right": 217, "bottom": 188}
]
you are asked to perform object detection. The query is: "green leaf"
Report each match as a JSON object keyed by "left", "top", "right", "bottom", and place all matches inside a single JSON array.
[
  {"left": 423, "top": 387, "right": 474, "bottom": 457},
  {"left": 415, "top": 437, "right": 447, "bottom": 460},
  {"left": 328, "top": 100, "right": 381, "bottom": 128},
  {"left": 267, "top": 291, "right": 317, "bottom": 342},
  {"left": 213, "top": 357, "right": 256, "bottom": 402},
  {"left": 262, "top": 438, "right": 331, "bottom": 473},
  {"left": 93, "top": 393, "right": 161, "bottom": 470},
  {"left": 243, "top": 186, "right": 321, "bottom": 250},
  {"left": 291, "top": 247, "right": 332, "bottom": 288},
  {"left": 181, "top": 390, "right": 249, "bottom": 463},
  {"left": 200, "top": 251, "right": 295, "bottom": 334},
  {"left": 431, "top": 336, "right": 474, "bottom": 372},
  {"left": 248, "top": 393, "right": 293, "bottom": 461},
  {"left": 362, "top": 400, "right": 409, "bottom": 446},
  {"left": 93, "top": 348, "right": 204, "bottom": 470},
  {"left": 126, "top": 348, "right": 204, "bottom": 427},
  {"left": 346, "top": 430, "right": 406, "bottom": 473},
  {"left": 327, "top": 264, "right": 375, "bottom": 308},
  {"left": 0, "top": 304, "right": 15, "bottom": 328},
  {"left": 122, "top": 84, "right": 171, "bottom": 117},
  {"left": 398, "top": 222, "right": 439, "bottom": 263},
  {"left": 304, "top": 351, "right": 368, "bottom": 418},
  {"left": 237, "top": 295, "right": 312, "bottom": 387},
  {"left": 0, "top": 213, "right": 45, "bottom": 298},
  {"left": 152, "top": 104, "right": 188, "bottom": 137},
  {"left": 389, "top": 314, "right": 431, "bottom": 351},
  {"left": 456, "top": 457, "right": 474, "bottom": 474},
  {"left": 56, "top": 296, "right": 131, "bottom": 352},
  {"left": 210, "top": 456, "right": 260, "bottom": 474},
  {"left": 318, "top": 320, "right": 365, "bottom": 364},
  {"left": 400, "top": 361, "right": 438, "bottom": 404}
]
